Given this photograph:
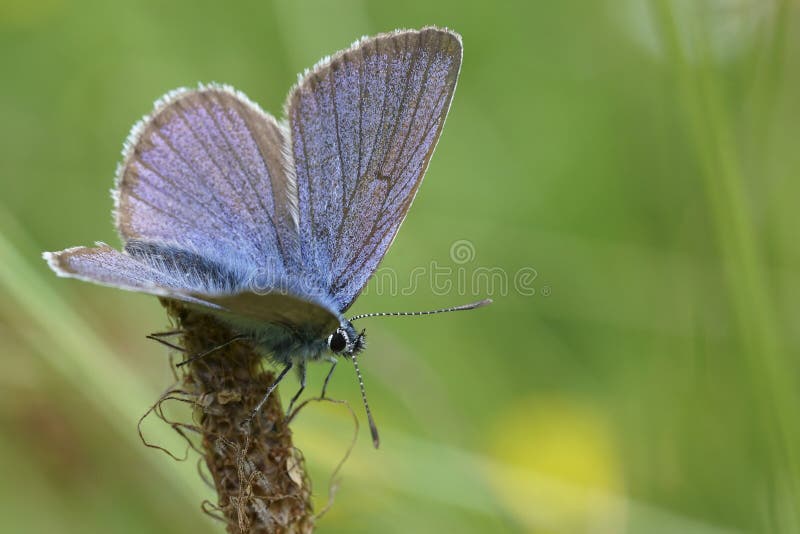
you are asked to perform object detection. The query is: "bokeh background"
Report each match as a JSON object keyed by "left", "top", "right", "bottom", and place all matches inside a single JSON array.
[{"left": 2, "top": 0, "right": 799, "bottom": 532}]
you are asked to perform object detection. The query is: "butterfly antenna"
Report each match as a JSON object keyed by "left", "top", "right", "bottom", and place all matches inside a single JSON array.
[
  {"left": 351, "top": 353, "right": 380, "bottom": 448},
  {"left": 349, "top": 298, "right": 492, "bottom": 322}
]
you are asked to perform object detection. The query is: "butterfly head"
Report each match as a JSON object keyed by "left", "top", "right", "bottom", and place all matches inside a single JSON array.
[{"left": 326, "top": 322, "right": 365, "bottom": 356}]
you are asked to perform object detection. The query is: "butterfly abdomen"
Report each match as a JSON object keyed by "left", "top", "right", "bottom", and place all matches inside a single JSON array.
[{"left": 213, "top": 315, "right": 328, "bottom": 366}]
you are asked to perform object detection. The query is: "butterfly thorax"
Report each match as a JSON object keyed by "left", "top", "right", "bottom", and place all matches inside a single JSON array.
[{"left": 239, "top": 321, "right": 327, "bottom": 365}]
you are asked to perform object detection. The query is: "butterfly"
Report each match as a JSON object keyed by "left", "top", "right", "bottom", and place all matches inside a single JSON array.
[{"left": 44, "top": 27, "right": 489, "bottom": 447}]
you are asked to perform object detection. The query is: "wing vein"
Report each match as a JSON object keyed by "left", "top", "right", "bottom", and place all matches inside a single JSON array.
[
  {"left": 293, "top": 92, "right": 318, "bottom": 276},
  {"left": 385, "top": 37, "right": 436, "bottom": 179},
  {"left": 329, "top": 63, "right": 348, "bottom": 266},
  {"left": 133, "top": 154, "right": 237, "bottom": 239},
  {"left": 173, "top": 101, "right": 241, "bottom": 203},
  {"left": 331, "top": 34, "right": 422, "bottom": 292},
  {"left": 229, "top": 101, "right": 292, "bottom": 264},
  {"left": 383, "top": 78, "right": 451, "bottom": 209},
  {"left": 373, "top": 33, "right": 421, "bottom": 178},
  {"left": 335, "top": 40, "right": 378, "bottom": 248},
  {"left": 358, "top": 38, "right": 395, "bottom": 200},
  {"left": 199, "top": 94, "right": 279, "bottom": 251},
  {"left": 125, "top": 189, "right": 239, "bottom": 253},
  {"left": 170, "top": 103, "right": 262, "bottom": 257}
]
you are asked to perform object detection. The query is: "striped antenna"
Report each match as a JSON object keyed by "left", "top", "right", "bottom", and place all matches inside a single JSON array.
[{"left": 349, "top": 298, "right": 492, "bottom": 323}]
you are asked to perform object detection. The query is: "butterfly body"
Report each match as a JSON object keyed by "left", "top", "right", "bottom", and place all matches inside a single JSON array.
[{"left": 205, "top": 307, "right": 331, "bottom": 364}]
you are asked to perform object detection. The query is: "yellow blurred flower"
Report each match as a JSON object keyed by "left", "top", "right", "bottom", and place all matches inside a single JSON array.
[{"left": 485, "top": 395, "right": 625, "bottom": 533}]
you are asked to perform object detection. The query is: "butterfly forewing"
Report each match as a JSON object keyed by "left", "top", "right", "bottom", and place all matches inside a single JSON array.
[
  {"left": 116, "top": 86, "right": 299, "bottom": 269},
  {"left": 287, "top": 27, "right": 462, "bottom": 311}
]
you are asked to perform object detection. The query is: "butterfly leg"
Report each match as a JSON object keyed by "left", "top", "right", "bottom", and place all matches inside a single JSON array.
[
  {"left": 145, "top": 334, "right": 186, "bottom": 352},
  {"left": 320, "top": 356, "right": 338, "bottom": 399},
  {"left": 176, "top": 335, "right": 247, "bottom": 368},
  {"left": 286, "top": 363, "right": 307, "bottom": 416},
  {"left": 148, "top": 329, "right": 185, "bottom": 337},
  {"left": 242, "top": 362, "right": 294, "bottom": 429},
  {"left": 146, "top": 330, "right": 188, "bottom": 352}
]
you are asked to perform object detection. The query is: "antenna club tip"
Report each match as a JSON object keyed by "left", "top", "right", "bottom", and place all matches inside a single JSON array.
[
  {"left": 476, "top": 298, "right": 493, "bottom": 308},
  {"left": 367, "top": 419, "right": 380, "bottom": 448},
  {"left": 369, "top": 418, "right": 380, "bottom": 448}
]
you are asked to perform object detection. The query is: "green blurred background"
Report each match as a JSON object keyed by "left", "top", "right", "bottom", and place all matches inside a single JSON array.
[{"left": 1, "top": 0, "right": 799, "bottom": 532}]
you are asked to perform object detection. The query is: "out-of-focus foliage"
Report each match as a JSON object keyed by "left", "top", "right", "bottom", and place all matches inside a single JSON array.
[{"left": 1, "top": 0, "right": 798, "bottom": 532}]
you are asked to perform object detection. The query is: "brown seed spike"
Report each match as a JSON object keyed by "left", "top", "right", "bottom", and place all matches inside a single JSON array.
[{"left": 161, "top": 299, "right": 314, "bottom": 534}]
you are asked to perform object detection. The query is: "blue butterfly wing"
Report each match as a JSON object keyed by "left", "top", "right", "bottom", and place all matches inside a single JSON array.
[
  {"left": 45, "top": 243, "right": 340, "bottom": 335},
  {"left": 286, "top": 27, "right": 462, "bottom": 311},
  {"left": 44, "top": 243, "right": 226, "bottom": 308},
  {"left": 115, "top": 85, "right": 299, "bottom": 271},
  {"left": 204, "top": 292, "right": 340, "bottom": 338}
]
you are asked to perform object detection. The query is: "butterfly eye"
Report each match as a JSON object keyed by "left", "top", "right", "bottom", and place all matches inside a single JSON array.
[{"left": 327, "top": 330, "right": 348, "bottom": 353}]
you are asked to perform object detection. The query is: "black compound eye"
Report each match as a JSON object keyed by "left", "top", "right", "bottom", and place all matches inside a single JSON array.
[{"left": 328, "top": 331, "right": 347, "bottom": 353}]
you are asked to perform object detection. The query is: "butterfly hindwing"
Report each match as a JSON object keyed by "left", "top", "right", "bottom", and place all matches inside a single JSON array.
[
  {"left": 204, "top": 292, "right": 340, "bottom": 339},
  {"left": 286, "top": 27, "right": 462, "bottom": 311},
  {"left": 45, "top": 243, "right": 340, "bottom": 335},
  {"left": 44, "top": 244, "right": 224, "bottom": 308}
]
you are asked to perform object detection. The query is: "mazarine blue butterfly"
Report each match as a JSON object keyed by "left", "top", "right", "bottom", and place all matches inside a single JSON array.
[{"left": 44, "top": 27, "right": 490, "bottom": 447}]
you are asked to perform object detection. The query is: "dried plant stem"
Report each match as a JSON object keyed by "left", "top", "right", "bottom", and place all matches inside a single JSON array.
[{"left": 161, "top": 299, "right": 314, "bottom": 534}]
